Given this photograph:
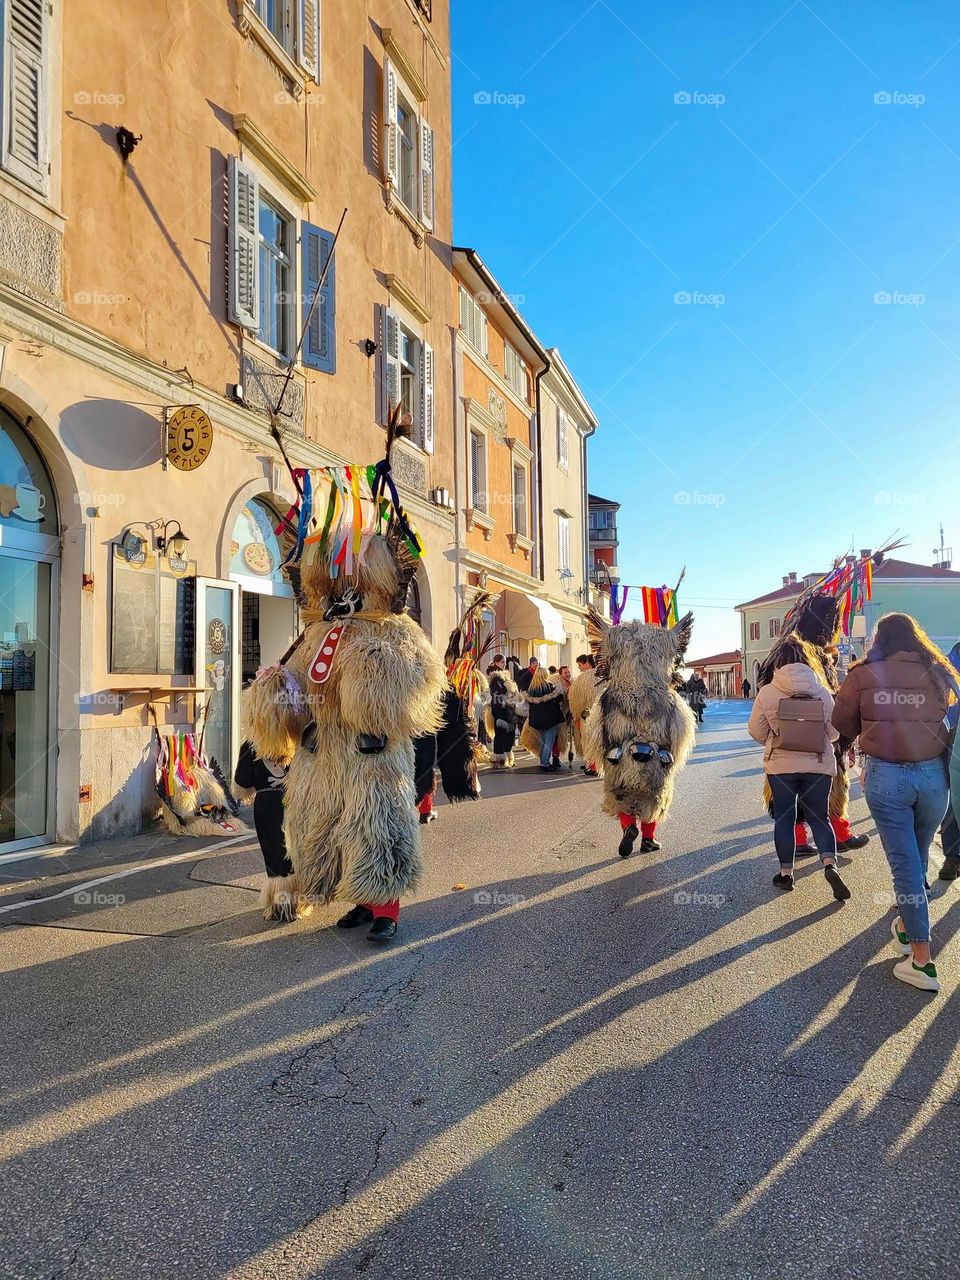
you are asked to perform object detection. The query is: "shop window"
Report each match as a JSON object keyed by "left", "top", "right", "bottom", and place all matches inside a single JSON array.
[{"left": 229, "top": 499, "right": 287, "bottom": 585}]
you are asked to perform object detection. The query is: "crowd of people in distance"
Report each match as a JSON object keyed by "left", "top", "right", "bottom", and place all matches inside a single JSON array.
[
  {"left": 478, "top": 651, "right": 599, "bottom": 774},
  {"left": 749, "top": 613, "right": 960, "bottom": 994}
]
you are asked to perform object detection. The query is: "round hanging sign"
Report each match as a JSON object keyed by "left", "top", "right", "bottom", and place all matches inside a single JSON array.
[
  {"left": 167, "top": 406, "right": 213, "bottom": 472},
  {"left": 207, "top": 618, "right": 227, "bottom": 656}
]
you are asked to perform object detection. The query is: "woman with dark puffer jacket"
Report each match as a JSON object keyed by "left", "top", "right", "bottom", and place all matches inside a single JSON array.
[{"left": 833, "top": 613, "right": 958, "bottom": 993}]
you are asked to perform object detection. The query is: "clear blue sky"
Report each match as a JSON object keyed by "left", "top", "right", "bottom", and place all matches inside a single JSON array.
[{"left": 451, "top": 1, "right": 960, "bottom": 659}]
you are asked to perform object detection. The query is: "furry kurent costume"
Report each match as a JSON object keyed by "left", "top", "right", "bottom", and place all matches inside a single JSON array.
[
  {"left": 485, "top": 670, "right": 522, "bottom": 767},
  {"left": 567, "top": 664, "right": 598, "bottom": 768},
  {"left": 413, "top": 597, "right": 488, "bottom": 822},
  {"left": 756, "top": 588, "right": 868, "bottom": 854},
  {"left": 156, "top": 730, "right": 245, "bottom": 838},
  {"left": 585, "top": 608, "right": 697, "bottom": 857},
  {"left": 243, "top": 413, "right": 447, "bottom": 941}
]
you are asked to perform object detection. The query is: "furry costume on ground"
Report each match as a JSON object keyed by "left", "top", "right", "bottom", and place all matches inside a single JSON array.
[
  {"left": 414, "top": 597, "right": 488, "bottom": 820},
  {"left": 243, "top": 412, "right": 446, "bottom": 936},
  {"left": 155, "top": 731, "right": 245, "bottom": 838},
  {"left": 585, "top": 608, "right": 696, "bottom": 856},
  {"left": 756, "top": 589, "right": 867, "bottom": 853}
]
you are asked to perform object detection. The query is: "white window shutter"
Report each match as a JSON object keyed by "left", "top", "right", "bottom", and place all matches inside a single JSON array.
[
  {"left": 297, "top": 0, "right": 320, "bottom": 79},
  {"left": 302, "top": 222, "right": 335, "bottom": 373},
  {"left": 383, "top": 58, "right": 400, "bottom": 188},
  {"left": 378, "top": 305, "right": 401, "bottom": 424},
  {"left": 419, "top": 118, "right": 434, "bottom": 231},
  {"left": 227, "top": 156, "right": 260, "bottom": 331},
  {"left": 480, "top": 310, "right": 489, "bottom": 359},
  {"left": 419, "top": 340, "right": 435, "bottom": 453},
  {"left": 4, "top": 0, "right": 48, "bottom": 192},
  {"left": 558, "top": 406, "right": 569, "bottom": 469}
]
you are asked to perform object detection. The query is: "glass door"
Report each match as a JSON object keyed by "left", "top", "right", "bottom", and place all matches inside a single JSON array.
[
  {"left": 0, "top": 552, "right": 54, "bottom": 848},
  {"left": 194, "top": 579, "right": 240, "bottom": 778}
]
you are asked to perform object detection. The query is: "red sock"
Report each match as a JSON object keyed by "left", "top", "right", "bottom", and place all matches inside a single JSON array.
[
  {"left": 794, "top": 822, "right": 807, "bottom": 846},
  {"left": 360, "top": 899, "right": 400, "bottom": 922},
  {"left": 417, "top": 794, "right": 433, "bottom": 816},
  {"left": 641, "top": 821, "right": 657, "bottom": 840},
  {"left": 831, "top": 815, "right": 850, "bottom": 842},
  {"left": 618, "top": 812, "right": 635, "bottom": 831}
]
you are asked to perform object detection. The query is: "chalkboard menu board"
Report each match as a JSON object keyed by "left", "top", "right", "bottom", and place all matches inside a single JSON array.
[{"left": 111, "top": 546, "right": 196, "bottom": 675}]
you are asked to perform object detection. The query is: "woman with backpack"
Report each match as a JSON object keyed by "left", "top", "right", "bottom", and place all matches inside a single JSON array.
[
  {"left": 748, "top": 636, "right": 850, "bottom": 900},
  {"left": 833, "top": 614, "right": 957, "bottom": 993}
]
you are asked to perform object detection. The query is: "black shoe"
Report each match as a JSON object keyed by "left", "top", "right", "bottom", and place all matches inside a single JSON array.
[
  {"left": 824, "top": 865, "right": 851, "bottom": 901},
  {"left": 772, "top": 872, "right": 794, "bottom": 891},
  {"left": 837, "top": 833, "right": 869, "bottom": 852},
  {"left": 640, "top": 837, "right": 661, "bottom": 853},
  {"left": 939, "top": 857, "right": 960, "bottom": 882},
  {"left": 618, "top": 824, "right": 639, "bottom": 858},
  {"left": 366, "top": 916, "right": 398, "bottom": 944},
  {"left": 337, "top": 904, "right": 375, "bottom": 929},
  {"left": 419, "top": 811, "right": 437, "bottom": 824},
  {"left": 550, "top": 759, "right": 562, "bottom": 771},
  {"left": 795, "top": 843, "right": 816, "bottom": 857}
]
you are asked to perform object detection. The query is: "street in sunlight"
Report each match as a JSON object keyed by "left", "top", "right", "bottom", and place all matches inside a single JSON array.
[{"left": 1, "top": 701, "right": 956, "bottom": 1279}]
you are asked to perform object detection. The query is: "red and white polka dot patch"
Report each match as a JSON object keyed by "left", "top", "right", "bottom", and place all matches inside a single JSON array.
[{"left": 308, "top": 624, "right": 346, "bottom": 684}]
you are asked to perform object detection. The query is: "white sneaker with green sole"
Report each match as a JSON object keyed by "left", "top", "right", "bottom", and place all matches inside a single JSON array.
[
  {"left": 890, "top": 917, "right": 911, "bottom": 956},
  {"left": 893, "top": 958, "right": 940, "bottom": 992}
]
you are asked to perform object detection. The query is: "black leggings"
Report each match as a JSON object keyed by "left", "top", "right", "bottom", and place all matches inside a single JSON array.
[{"left": 769, "top": 773, "right": 836, "bottom": 871}]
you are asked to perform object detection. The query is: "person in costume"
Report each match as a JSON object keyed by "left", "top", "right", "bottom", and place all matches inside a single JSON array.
[
  {"left": 569, "top": 654, "right": 599, "bottom": 776},
  {"left": 686, "top": 671, "right": 708, "bottom": 724},
  {"left": 244, "top": 411, "right": 447, "bottom": 945},
  {"left": 486, "top": 667, "right": 521, "bottom": 767},
  {"left": 234, "top": 737, "right": 299, "bottom": 921},
  {"left": 757, "top": 590, "right": 869, "bottom": 855},
  {"left": 585, "top": 608, "right": 697, "bottom": 857}
]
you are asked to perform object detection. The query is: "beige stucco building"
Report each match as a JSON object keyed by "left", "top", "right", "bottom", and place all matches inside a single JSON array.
[{"left": 0, "top": 0, "right": 456, "bottom": 852}]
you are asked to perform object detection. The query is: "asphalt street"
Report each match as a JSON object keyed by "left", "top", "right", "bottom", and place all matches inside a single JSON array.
[{"left": 1, "top": 699, "right": 958, "bottom": 1280}]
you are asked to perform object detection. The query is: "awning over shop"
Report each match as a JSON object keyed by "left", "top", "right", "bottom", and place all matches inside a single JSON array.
[{"left": 502, "top": 589, "right": 567, "bottom": 645}]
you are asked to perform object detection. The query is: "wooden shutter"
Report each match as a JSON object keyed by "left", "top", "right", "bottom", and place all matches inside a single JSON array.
[
  {"left": 559, "top": 516, "right": 570, "bottom": 572},
  {"left": 378, "top": 305, "right": 400, "bottom": 423},
  {"left": 227, "top": 157, "right": 259, "bottom": 331},
  {"left": 418, "top": 340, "right": 434, "bottom": 453},
  {"left": 297, "top": 0, "right": 320, "bottom": 79},
  {"left": 557, "top": 406, "right": 569, "bottom": 469},
  {"left": 3, "top": 0, "right": 48, "bottom": 192},
  {"left": 419, "top": 118, "right": 434, "bottom": 231},
  {"left": 382, "top": 58, "right": 399, "bottom": 187},
  {"left": 302, "top": 222, "right": 335, "bottom": 373}
]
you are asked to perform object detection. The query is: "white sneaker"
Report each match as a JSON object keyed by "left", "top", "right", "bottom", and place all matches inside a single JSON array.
[
  {"left": 893, "top": 958, "right": 940, "bottom": 992},
  {"left": 890, "top": 917, "right": 911, "bottom": 956}
]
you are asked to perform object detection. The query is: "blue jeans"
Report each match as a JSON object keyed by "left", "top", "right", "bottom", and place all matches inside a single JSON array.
[
  {"left": 539, "top": 724, "right": 559, "bottom": 767},
  {"left": 769, "top": 773, "right": 836, "bottom": 872},
  {"left": 864, "top": 756, "right": 949, "bottom": 943}
]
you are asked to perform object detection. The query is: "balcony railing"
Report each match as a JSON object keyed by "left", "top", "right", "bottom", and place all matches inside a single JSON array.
[{"left": 589, "top": 527, "right": 618, "bottom": 542}]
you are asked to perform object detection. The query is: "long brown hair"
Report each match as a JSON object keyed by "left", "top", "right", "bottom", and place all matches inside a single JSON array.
[
  {"left": 774, "top": 633, "right": 830, "bottom": 687},
  {"left": 865, "top": 613, "right": 959, "bottom": 700}
]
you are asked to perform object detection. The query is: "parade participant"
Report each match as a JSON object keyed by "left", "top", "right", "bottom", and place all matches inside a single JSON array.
[
  {"left": 244, "top": 410, "right": 447, "bottom": 945},
  {"left": 521, "top": 666, "right": 567, "bottom": 771},
  {"left": 748, "top": 636, "right": 849, "bottom": 900},
  {"left": 234, "top": 737, "right": 299, "bottom": 921},
  {"left": 686, "top": 671, "right": 708, "bottom": 724},
  {"left": 486, "top": 667, "right": 522, "bottom": 768},
  {"left": 584, "top": 609, "right": 697, "bottom": 857},
  {"left": 833, "top": 614, "right": 956, "bottom": 991},
  {"left": 568, "top": 653, "right": 598, "bottom": 774}
]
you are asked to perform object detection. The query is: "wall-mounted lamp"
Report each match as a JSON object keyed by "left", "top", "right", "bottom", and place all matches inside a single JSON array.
[
  {"left": 118, "top": 523, "right": 151, "bottom": 564},
  {"left": 363, "top": 339, "right": 377, "bottom": 358},
  {"left": 116, "top": 127, "right": 142, "bottom": 158},
  {"left": 156, "top": 519, "right": 190, "bottom": 558}
]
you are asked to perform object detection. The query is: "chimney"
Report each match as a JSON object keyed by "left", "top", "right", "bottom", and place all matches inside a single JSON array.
[
  {"left": 845, "top": 555, "right": 856, "bottom": 566},
  {"left": 788, "top": 571, "right": 798, "bottom": 584},
  {"left": 782, "top": 575, "right": 790, "bottom": 587},
  {"left": 859, "top": 548, "right": 872, "bottom": 560}
]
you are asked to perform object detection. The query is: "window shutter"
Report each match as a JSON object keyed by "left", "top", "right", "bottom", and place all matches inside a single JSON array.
[
  {"left": 419, "top": 118, "right": 434, "bottom": 231},
  {"left": 557, "top": 406, "right": 569, "bottom": 469},
  {"left": 227, "top": 156, "right": 260, "bottom": 331},
  {"left": 504, "top": 343, "right": 516, "bottom": 388},
  {"left": 297, "top": 0, "right": 320, "bottom": 79},
  {"left": 559, "top": 516, "right": 570, "bottom": 572},
  {"left": 378, "top": 305, "right": 401, "bottom": 424},
  {"left": 301, "top": 222, "right": 335, "bottom": 373},
  {"left": 3, "top": 0, "right": 48, "bottom": 192},
  {"left": 382, "top": 58, "right": 400, "bottom": 188},
  {"left": 419, "top": 340, "right": 434, "bottom": 453}
]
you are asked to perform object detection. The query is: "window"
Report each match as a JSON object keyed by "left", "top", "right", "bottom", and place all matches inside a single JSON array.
[
  {"left": 458, "top": 287, "right": 489, "bottom": 357},
  {"left": 590, "top": 508, "right": 615, "bottom": 533},
  {"left": 383, "top": 58, "right": 434, "bottom": 230},
  {"left": 258, "top": 194, "right": 294, "bottom": 356},
  {"left": 512, "top": 463, "right": 527, "bottom": 536},
  {"left": 504, "top": 342, "right": 529, "bottom": 400},
  {"left": 558, "top": 516, "right": 571, "bottom": 574},
  {"left": 749, "top": 621, "right": 760, "bottom": 642},
  {"left": 302, "top": 222, "right": 336, "bottom": 374},
  {"left": 1, "top": 0, "right": 49, "bottom": 194},
  {"left": 769, "top": 618, "right": 781, "bottom": 638},
  {"left": 379, "top": 307, "right": 434, "bottom": 453},
  {"left": 470, "top": 430, "right": 487, "bottom": 512},
  {"left": 246, "top": 0, "right": 320, "bottom": 78},
  {"left": 557, "top": 406, "right": 569, "bottom": 471}
]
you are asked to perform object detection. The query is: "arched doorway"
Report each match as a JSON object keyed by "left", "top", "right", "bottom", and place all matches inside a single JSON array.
[{"left": 0, "top": 408, "right": 59, "bottom": 852}]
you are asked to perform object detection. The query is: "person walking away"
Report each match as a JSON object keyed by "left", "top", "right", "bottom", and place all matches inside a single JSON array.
[
  {"left": 937, "top": 639, "right": 960, "bottom": 882},
  {"left": 742, "top": 679, "right": 752, "bottom": 699},
  {"left": 748, "top": 637, "right": 851, "bottom": 901},
  {"left": 522, "top": 666, "right": 566, "bottom": 771},
  {"left": 832, "top": 614, "right": 957, "bottom": 991},
  {"left": 687, "top": 672, "right": 708, "bottom": 723}
]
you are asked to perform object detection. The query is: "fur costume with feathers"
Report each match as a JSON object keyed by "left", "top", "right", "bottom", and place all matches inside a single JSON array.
[
  {"left": 585, "top": 609, "right": 697, "bottom": 822},
  {"left": 567, "top": 667, "right": 597, "bottom": 759},
  {"left": 243, "top": 413, "right": 446, "bottom": 910}
]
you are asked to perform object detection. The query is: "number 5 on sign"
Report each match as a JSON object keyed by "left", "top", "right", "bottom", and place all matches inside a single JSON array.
[{"left": 166, "top": 406, "right": 214, "bottom": 472}]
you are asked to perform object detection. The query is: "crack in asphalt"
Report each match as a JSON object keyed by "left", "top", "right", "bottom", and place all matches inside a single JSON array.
[{"left": 47, "top": 1221, "right": 94, "bottom": 1279}]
